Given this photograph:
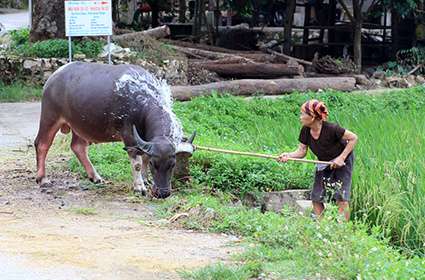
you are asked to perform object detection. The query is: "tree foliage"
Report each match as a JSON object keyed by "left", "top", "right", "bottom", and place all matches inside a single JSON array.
[{"left": 382, "top": 0, "right": 420, "bottom": 16}]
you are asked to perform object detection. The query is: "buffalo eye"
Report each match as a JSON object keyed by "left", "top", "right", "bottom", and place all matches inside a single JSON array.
[{"left": 150, "top": 161, "right": 160, "bottom": 169}]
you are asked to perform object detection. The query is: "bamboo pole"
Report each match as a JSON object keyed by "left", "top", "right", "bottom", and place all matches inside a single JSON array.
[{"left": 195, "top": 145, "right": 333, "bottom": 165}]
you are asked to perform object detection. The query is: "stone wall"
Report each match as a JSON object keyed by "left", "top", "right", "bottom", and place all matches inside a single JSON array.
[{"left": 0, "top": 55, "right": 188, "bottom": 86}]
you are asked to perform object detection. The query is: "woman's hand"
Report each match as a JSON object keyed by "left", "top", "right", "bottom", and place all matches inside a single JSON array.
[
  {"left": 277, "top": 153, "right": 290, "bottom": 163},
  {"left": 277, "top": 144, "right": 307, "bottom": 163},
  {"left": 331, "top": 156, "right": 346, "bottom": 169}
]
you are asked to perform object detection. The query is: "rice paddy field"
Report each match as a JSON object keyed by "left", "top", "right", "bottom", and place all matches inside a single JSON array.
[{"left": 69, "top": 87, "right": 425, "bottom": 278}]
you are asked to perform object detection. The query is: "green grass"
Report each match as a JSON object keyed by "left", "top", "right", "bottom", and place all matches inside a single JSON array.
[
  {"left": 71, "top": 207, "right": 97, "bottom": 216},
  {"left": 0, "top": 82, "right": 42, "bottom": 102},
  {"left": 180, "top": 262, "right": 259, "bottom": 280},
  {"left": 159, "top": 192, "right": 425, "bottom": 280},
  {"left": 69, "top": 87, "right": 425, "bottom": 255}
]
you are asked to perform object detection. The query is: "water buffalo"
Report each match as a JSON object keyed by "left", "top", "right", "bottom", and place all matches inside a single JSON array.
[{"left": 35, "top": 62, "right": 194, "bottom": 198}]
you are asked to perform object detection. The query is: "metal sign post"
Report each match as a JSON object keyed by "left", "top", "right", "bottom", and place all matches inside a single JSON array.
[
  {"left": 107, "top": 35, "right": 111, "bottom": 64},
  {"left": 65, "top": 0, "right": 113, "bottom": 64},
  {"left": 68, "top": 36, "right": 72, "bottom": 62},
  {"left": 28, "top": 0, "right": 32, "bottom": 29}
]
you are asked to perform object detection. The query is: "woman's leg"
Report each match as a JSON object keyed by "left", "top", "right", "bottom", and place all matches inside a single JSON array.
[
  {"left": 333, "top": 154, "right": 354, "bottom": 222},
  {"left": 311, "top": 169, "right": 326, "bottom": 219},
  {"left": 337, "top": 200, "right": 350, "bottom": 221},
  {"left": 312, "top": 201, "right": 325, "bottom": 219}
]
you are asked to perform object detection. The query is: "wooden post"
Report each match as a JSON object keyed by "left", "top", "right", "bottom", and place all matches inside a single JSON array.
[
  {"left": 318, "top": 0, "right": 325, "bottom": 45},
  {"left": 215, "top": 0, "right": 220, "bottom": 43},
  {"left": 382, "top": 8, "right": 387, "bottom": 60},
  {"left": 352, "top": 0, "right": 362, "bottom": 72},
  {"left": 302, "top": 4, "right": 311, "bottom": 58},
  {"left": 192, "top": 0, "right": 201, "bottom": 40},
  {"left": 179, "top": 0, "right": 186, "bottom": 23},
  {"left": 283, "top": 0, "right": 296, "bottom": 55},
  {"left": 391, "top": 11, "right": 400, "bottom": 59},
  {"left": 206, "top": 0, "right": 215, "bottom": 45},
  {"left": 328, "top": 0, "right": 336, "bottom": 54}
]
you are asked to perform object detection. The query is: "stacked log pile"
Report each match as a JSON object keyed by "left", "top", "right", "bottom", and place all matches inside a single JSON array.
[
  {"left": 160, "top": 39, "right": 358, "bottom": 98},
  {"left": 169, "top": 43, "right": 304, "bottom": 80}
]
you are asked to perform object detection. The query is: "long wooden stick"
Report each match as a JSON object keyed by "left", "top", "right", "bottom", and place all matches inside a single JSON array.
[
  {"left": 408, "top": 64, "right": 423, "bottom": 75},
  {"left": 195, "top": 145, "right": 333, "bottom": 165},
  {"left": 264, "top": 48, "right": 313, "bottom": 66}
]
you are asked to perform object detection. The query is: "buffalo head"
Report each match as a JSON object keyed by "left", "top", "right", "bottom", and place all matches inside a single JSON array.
[{"left": 131, "top": 125, "right": 195, "bottom": 198}]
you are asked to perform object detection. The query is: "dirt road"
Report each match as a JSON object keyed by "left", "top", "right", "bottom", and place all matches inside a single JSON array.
[
  {"left": 0, "top": 103, "right": 238, "bottom": 280},
  {"left": 0, "top": 102, "right": 40, "bottom": 148}
]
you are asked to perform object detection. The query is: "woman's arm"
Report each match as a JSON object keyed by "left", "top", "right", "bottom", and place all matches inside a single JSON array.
[
  {"left": 332, "top": 130, "right": 358, "bottom": 168},
  {"left": 277, "top": 143, "right": 308, "bottom": 162}
]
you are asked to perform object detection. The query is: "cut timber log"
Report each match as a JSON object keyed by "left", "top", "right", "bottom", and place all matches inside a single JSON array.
[
  {"left": 161, "top": 39, "right": 286, "bottom": 64},
  {"left": 163, "top": 39, "right": 289, "bottom": 62},
  {"left": 161, "top": 39, "right": 241, "bottom": 54},
  {"left": 172, "top": 77, "right": 356, "bottom": 101},
  {"left": 199, "top": 63, "right": 303, "bottom": 79},
  {"left": 240, "top": 53, "right": 288, "bottom": 63},
  {"left": 191, "top": 57, "right": 253, "bottom": 65},
  {"left": 171, "top": 45, "right": 255, "bottom": 62},
  {"left": 112, "top": 25, "right": 171, "bottom": 42}
]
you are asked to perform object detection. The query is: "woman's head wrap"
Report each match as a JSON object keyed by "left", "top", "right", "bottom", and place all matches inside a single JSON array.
[{"left": 301, "top": 99, "right": 329, "bottom": 121}]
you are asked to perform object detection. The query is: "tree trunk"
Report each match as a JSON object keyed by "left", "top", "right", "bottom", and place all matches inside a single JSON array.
[
  {"left": 352, "top": 0, "right": 362, "bottom": 72},
  {"left": 283, "top": 0, "right": 296, "bottom": 55},
  {"left": 171, "top": 77, "right": 357, "bottom": 101},
  {"left": 127, "top": 0, "right": 137, "bottom": 25},
  {"left": 198, "top": 63, "right": 304, "bottom": 78},
  {"left": 112, "top": 0, "right": 120, "bottom": 23},
  {"left": 30, "top": 0, "right": 65, "bottom": 41}
]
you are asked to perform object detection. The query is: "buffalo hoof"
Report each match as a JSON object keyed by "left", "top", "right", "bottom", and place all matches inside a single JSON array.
[
  {"left": 134, "top": 188, "right": 147, "bottom": 197},
  {"left": 37, "top": 177, "right": 53, "bottom": 189},
  {"left": 89, "top": 177, "right": 104, "bottom": 184},
  {"left": 40, "top": 187, "right": 54, "bottom": 194}
]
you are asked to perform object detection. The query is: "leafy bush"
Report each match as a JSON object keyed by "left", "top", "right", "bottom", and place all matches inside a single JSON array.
[
  {"left": 9, "top": 28, "right": 30, "bottom": 46},
  {"left": 77, "top": 40, "right": 104, "bottom": 58},
  {"left": 8, "top": 28, "right": 104, "bottom": 58}
]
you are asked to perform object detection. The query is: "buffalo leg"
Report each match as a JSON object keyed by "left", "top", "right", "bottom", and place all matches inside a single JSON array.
[
  {"left": 141, "top": 154, "right": 150, "bottom": 181},
  {"left": 34, "top": 119, "right": 61, "bottom": 187},
  {"left": 127, "top": 149, "right": 148, "bottom": 195},
  {"left": 70, "top": 132, "right": 103, "bottom": 183}
]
